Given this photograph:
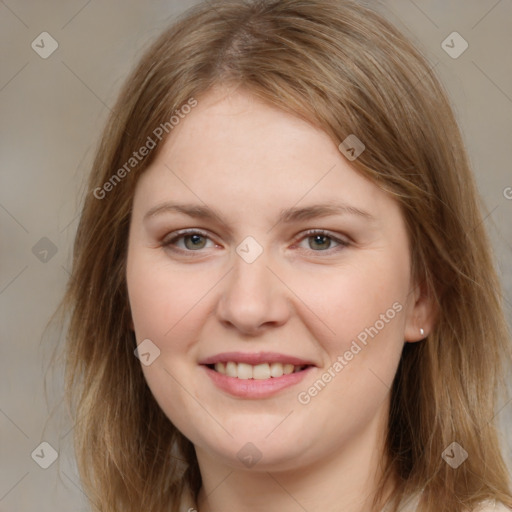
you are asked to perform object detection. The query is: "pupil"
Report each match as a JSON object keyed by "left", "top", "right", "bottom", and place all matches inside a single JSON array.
[
  {"left": 312, "top": 235, "right": 329, "bottom": 250},
  {"left": 186, "top": 234, "right": 205, "bottom": 249}
]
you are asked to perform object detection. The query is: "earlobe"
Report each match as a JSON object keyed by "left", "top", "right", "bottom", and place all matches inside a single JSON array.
[{"left": 404, "top": 279, "right": 437, "bottom": 342}]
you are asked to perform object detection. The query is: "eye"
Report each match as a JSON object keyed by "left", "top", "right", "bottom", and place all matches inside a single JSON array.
[
  {"left": 162, "top": 229, "right": 216, "bottom": 252},
  {"left": 295, "top": 229, "right": 350, "bottom": 253},
  {"left": 161, "top": 228, "right": 350, "bottom": 255}
]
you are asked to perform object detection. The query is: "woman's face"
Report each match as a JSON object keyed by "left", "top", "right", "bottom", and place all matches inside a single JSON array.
[{"left": 126, "top": 86, "right": 427, "bottom": 472}]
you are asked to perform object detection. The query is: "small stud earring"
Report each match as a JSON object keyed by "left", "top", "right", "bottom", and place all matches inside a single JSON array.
[{"left": 420, "top": 328, "right": 425, "bottom": 336}]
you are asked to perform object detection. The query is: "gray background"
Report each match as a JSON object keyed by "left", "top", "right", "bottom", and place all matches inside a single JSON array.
[{"left": 1, "top": 1, "right": 511, "bottom": 510}]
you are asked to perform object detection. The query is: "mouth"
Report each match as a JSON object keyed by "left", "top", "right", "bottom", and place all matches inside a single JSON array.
[
  {"left": 201, "top": 360, "right": 315, "bottom": 399},
  {"left": 205, "top": 361, "right": 312, "bottom": 380}
]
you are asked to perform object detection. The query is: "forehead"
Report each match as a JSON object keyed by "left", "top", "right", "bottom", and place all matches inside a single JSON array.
[
  {"left": 133, "top": 87, "right": 396, "bottom": 223},
  {"left": 162, "top": 87, "right": 335, "bottom": 181}
]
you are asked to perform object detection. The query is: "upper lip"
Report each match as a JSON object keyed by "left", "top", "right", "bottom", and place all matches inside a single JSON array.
[{"left": 199, "top": 351, "right": 317, "bottom": 367}]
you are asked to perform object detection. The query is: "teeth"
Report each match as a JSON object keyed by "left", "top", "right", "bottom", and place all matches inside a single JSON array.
[
  {"left": 215, "top": 362, "right": 226, "bottom": 375},
  {"left": 225, "top": 361, "right": 237, "bottom": 378},
  {"left": 253, "top": 363, "right": 271, "bottom": 380},
  {"left": 283, "top": 363, "right": 295, "bottom": 375},
  {"left": 270, "top": 362, "right": 283, "bottom": 378},
  {"left": 237, "top": 363, "right": 253, "bottom": 380},
  {"left": 213, "top": 361, "right": 306, "bottom": 379}
]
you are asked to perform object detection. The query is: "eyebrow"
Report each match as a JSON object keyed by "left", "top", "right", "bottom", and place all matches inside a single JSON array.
[{"left": 143, "top": 201, "right": 375, "bottom": 226}]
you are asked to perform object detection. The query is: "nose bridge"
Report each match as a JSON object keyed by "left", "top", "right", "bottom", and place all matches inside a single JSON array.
[
  {"left": 216, "top": 237, "right": 289, "bottom": 332},
  {"left": 232, "top": 246, "right": 271, "bottom": 295}
]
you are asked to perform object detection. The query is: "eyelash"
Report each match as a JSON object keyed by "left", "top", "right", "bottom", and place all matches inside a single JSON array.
[{"left": 161, "top": 229, "right": 350, "bottom": 256}]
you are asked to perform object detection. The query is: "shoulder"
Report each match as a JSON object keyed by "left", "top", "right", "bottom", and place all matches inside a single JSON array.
[
  {"left": 178, "top": 486, "right": 197, "bottom": 512},
  {"left": 473, "top": 500, "right": 511, "bottom": 512},
  {"left": 394, "top": 497, "right": 511, "bottom": 512}
]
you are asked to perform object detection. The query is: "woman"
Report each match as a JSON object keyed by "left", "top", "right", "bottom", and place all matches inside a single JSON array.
[{"left": 57, "top": 0, "right": 512, "bottom": 511}]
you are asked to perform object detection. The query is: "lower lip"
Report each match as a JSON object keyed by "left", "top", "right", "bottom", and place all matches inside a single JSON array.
[{"left": 202, "top": 365, "right": 314, "bottom": 399}]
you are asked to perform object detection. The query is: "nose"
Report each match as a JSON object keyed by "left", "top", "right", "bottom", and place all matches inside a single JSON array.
[{"left": 216, "top": 248, "right": 291, "bottom": 335}]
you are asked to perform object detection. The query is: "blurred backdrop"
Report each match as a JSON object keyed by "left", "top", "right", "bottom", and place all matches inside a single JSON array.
[{"left": 1, "top": 1, "right": 511, "bottom": 510}]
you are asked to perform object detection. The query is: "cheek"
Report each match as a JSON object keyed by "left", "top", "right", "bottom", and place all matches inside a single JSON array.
[
  {"left": 297, "top": 258, "right": 409, "bottom": 416},
  {"left": 126, "top": 251, "right": 208, "bottom": 433},
  {"left": 126, "top": 249, "right": 205, "bottom": 341},
  {"left": 299, "top": 256, "right": 408, "bottom": 350},
  {"left": 295, "top": 259, "right": 408, "bottom": 419}
]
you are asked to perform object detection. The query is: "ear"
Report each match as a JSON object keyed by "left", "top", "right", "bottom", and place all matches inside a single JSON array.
[{"left": 403, "top": 277, "right": 437, "bottom": 342}]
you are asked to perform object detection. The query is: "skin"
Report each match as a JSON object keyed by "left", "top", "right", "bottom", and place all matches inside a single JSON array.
[{"left": 126, "top": 85, "right": 435, "bottom": 512}]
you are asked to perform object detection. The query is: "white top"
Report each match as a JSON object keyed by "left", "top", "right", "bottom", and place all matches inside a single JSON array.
[
  {"left": 385, "top": 493, "right": 510, "bottom": 512},
  {"left": 475, "top": 502, "right": 511, "bottom": 512},
  {"left": 180, "top": 488, "right": 510, "bottom": 512}
]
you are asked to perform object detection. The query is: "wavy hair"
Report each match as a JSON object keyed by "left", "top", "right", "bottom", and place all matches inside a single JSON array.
[{"left": 53, "top": 0, "right": 512, "bottom": 510}]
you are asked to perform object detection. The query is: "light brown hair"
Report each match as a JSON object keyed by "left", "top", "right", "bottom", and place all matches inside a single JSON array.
[{"left": 53, "top": 0, "right": 512, "bottom": 510}]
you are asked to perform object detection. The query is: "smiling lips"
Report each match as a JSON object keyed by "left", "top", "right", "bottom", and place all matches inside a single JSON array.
[
  {"left": 212, "top": 361, "right": 308, "bottom": 379},
  {"left": 200, "top": 351, "right": 315, "bottom": 380},
  {"left": 200, "top": 351, "right": 315, "bottom": 398}
]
